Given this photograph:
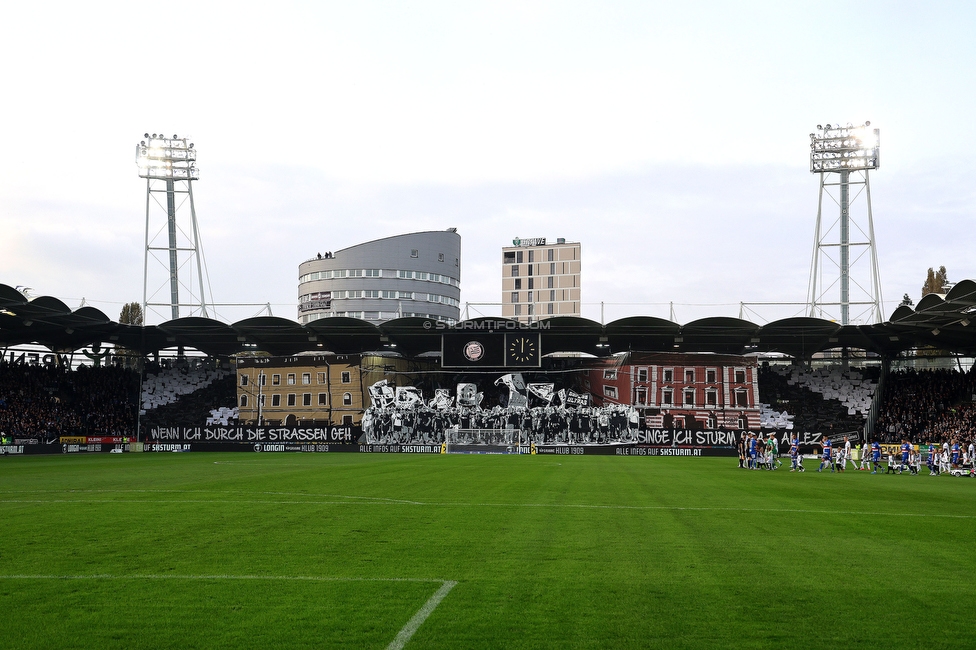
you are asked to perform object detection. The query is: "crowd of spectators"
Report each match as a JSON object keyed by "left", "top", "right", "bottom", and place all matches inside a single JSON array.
[
  {"left": 0, "top": 361, "right": 139, "bottom": 442},
  {"left": 875, "top": 367, "right": 976, "bottom": 444}
]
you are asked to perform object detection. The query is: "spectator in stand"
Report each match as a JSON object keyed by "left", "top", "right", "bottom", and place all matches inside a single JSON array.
[
  {"left": 874, "top": 368, "right": 976, "bottom": 445},
  {"left": 0, "top": 361, "right": 138, "bottom": 442}
]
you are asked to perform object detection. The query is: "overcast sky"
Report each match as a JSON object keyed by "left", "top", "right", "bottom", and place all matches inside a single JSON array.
[{"left": 1, "top": 1, "right": 974, "bottom": 326}]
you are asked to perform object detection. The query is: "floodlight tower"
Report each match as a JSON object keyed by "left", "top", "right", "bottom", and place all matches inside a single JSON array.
[
  {"left": 807, "top": 122, "right": 884, "bottom": 325},
  {"left": 135, "top": 134, "right": 211, "bottom": 322}
]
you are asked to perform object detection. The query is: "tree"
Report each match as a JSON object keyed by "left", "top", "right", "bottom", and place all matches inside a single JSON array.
[
  {"left": 115, "top": 302, "right": 144, "bottom": 369},
  {"left": 921, "top": 266, "right": 949, "bottom": 298},
  {"left": 899, "top": 293, "right": 914, "bottom": 308},
  {"left": 120, "top": 302, "right": 144, "bottom": 326}
]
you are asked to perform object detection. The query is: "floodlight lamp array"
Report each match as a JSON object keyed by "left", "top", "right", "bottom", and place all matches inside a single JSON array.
[
  {"left": 135, "top": 133, "right": 199, "bottom": 180},
  {"left": 809, "top": 121, "right": 879, "bottom": 173}
]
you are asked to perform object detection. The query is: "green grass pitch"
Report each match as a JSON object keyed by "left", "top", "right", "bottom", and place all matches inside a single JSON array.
[{"left": 1, "top": 452, "right": 974, "bottom": 648}]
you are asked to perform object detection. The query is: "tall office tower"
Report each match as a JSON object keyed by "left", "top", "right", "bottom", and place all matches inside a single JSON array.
[{"left": 501, "top": 237, "right": 580, "bottom": 323}]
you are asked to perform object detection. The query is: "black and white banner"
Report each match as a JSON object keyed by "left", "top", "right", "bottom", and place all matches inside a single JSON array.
[{"left": 149, "top": 426, "right": 362, "bottom": 444}]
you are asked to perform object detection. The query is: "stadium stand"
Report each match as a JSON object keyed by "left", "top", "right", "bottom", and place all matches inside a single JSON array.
[
  {"left": 0, "top": 362, "right": 139, "bottom": 441},
  {"left": 139, "top": 368, "right": 237, "bottom": 432},
  {"left": 140, "top": 364, "right": 232, "bottom": 412},
  {"left": 759, "top": 364, "right": 877, "bottom": 437},
  {"left": 874, "top": 368, "right": 976, "bottom": 443}
]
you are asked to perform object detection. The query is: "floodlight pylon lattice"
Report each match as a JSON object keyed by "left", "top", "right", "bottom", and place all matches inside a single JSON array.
[
  {"left": 806, "top": 122, "right": 884, "bottom": 325},
  {"left": 136, "top": 134, "right": 212, "bottom": 323}
]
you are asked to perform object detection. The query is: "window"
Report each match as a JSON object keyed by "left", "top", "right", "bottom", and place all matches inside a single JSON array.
[
  {"left": 706, "top": 390, "right": 718, "bottom": 406},
  {"left": 272, "top": 374, "right": 281, "bottom": 386},
  {"left": 636, "top": 388, "right": 647, "bottom": 404},
  {"left": 516, "top": 251, "right": 523, "bottom": 263},
  {"left": 511, "top": 292, "right": 519, "bottom": 303},
  {"left": 504, "top": 251, "right": 516, "bottom": 264},
  {"left": 637, "top": 368, "right": 648, "bottom": 382},
  {"left": 527, "top": 264, "right": 533, "bottom": 276},
  {"left": 527, "top": 304, "right": 534, "bottom": 315},
  {"left": 364, "top": 290, "right": 379, "bottom": 298},
  {"left": 272, "top": 394, "right": 281, "bottom": 407},
  {"left": 547, "top": 249, "right": 554, "bottom": 261},
  {"left": 547, "top": 276, "right": 554, "bottom": 288},
  {"left": 343, "top": 392, "right": 352, "bottom": 406},
  {"left": 399, "top": 292, "right": 413, "bottom": 300},
  {"left": 303, "top": 393, "right": 312, "bottom": 406},
  {"left": 685, "top": 369, "right": 695, "bottom": 383},
  {"left": 342, "top": 415, "right": 353, "bottom": 425},
  {"left": 317, "top": 372, "right": 326, "bottom": 384},
  {"left": 514, "top": 304, "right": 522, "bottom": 315},
  {"left": 382, "top": 290, "right": 397, "bottom": 299},
  {"left": 528, "top": 278, "right": 534, "bottom": 290},
  {"left": 302, "top": 373, "right": 311, "bottom": 385},
  {"left": 438, "top": 253, "right": 445, "bottom": 262},
  {"left": 604, "top": 368, "right": 617, "bottom": 380},
  {"left": 240, "top": 394, "right": 248, "bottom": 407},
  {"left": 365, "top": 269, "right": 381, "bottom": 277},
  {"left": 735, "top": 369, "right": 747, "bottom": 383},
  {"left": 549, "top": 291, "right": 555, "bottom": 301},
  {"left": 663, "top": 369, "right": 674, "bottom": 383},
  {"left": 604, "top": 385, "right": 618, "bottom": 399},
  {"left": 735, "top": 390, "right": 749, "bottom": 407},
  {"left": 318, "top": 393, "right": 328, "bottom": 406},
  {"left": 662, "top": 390, "right": 673, "bottom": 405},
  {"left": 341, "top": 371, "right": 351, "bottom": 383},
  {"left": 707, "top": 415, "right": 716, "bottom": 429},
  {"left": 333, "top": 270, "right": 346, "bottom": 278},
  {"left": 511, "top": 266, "right": 519, "bottom": 277},
  {"left": 240, "top": 374, "right": 248, "bottom": 386},
  {"left": 514, "top": 278, "right": 522, "bottom": 290},
  {"left": 259, "top": 374, "right": 266, "bottom": 386},
  {"left": 684, "top": 390, "right": 695, "bottom": 406},
  {"left": 528, "top": 250, "right": 535, "bottom": 263},
  {"left": 287, "top": 394, "right": 296, "bottom": 407},
  {"left": 706, "top": 369, "right": 716, "bottom": 384},
  {"left": 410, "top": 249, "right": 419, "bottom": 258},
  {"left": 417, "top": 272, "right": 428, "bottom": 280},
  {"left": 398, "top": 270, "right": 413, "bottom": 279}
]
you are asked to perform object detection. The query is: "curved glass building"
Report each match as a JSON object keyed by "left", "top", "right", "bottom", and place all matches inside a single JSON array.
[{"left": 298, "top": 229, "right": 461, "bottom": 325}]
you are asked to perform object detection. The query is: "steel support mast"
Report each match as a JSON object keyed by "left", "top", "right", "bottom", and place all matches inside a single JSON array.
[
  {"left": 807, "top": 122, "right": 884, "bottom": 325},
  {"left": 136, "top": 134, "right": 211, "bottom": 323}
]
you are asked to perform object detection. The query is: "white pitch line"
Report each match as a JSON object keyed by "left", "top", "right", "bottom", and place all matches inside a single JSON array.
[
  {"left": 3, "top": 497, "right": 976, "bottom": 520},
  {"left": 387, "top": 580, "right": 457, "bottom": 650},
  {"left": 0, "top": 574, "right": 448, "bottom": 583},
  {"left": 0, "top": 574, "right": 458, "bottom": 649}
]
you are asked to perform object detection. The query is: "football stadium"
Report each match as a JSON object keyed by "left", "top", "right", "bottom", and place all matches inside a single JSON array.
[
  {"left": 3, "top": 269, "right": 976, "bottom": 649},
  {"left": 4, "top": 7, "right": 976, "bottom": 649}
]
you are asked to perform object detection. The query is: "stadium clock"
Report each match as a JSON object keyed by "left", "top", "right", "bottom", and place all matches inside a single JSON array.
[{"left": 505, "top": 333, "right": 540, "bottom": 367}]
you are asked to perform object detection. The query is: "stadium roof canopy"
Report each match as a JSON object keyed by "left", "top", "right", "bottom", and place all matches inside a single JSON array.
[{"left": 2, "top": 281, "right": 976, "bottom": 359}]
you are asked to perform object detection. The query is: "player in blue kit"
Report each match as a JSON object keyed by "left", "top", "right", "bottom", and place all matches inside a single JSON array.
[
  {"left": 818, "top": 437, "right": 833, "bottom": 472},
  {"left": 900, "top": 439, "right": 912, "bottom": 472},
  {"left": 951, "top": 440, "right": 961, "bottom": 469},
  {"left": 789, "top": 436, "right": 802, "bottom": 472},
  {"left": 747, "top": 432, "right": 758, "bottom": 470},
  {"left": 871, "top": 440, "right": 881, "bottom": 474}
]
